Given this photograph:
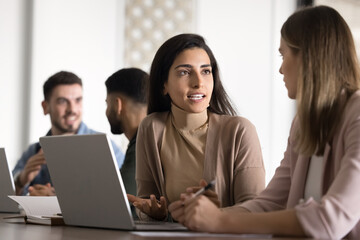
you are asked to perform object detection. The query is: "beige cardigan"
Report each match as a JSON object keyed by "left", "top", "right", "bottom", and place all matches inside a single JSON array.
[{"left": 136, "top": 111, "right": 265, "bottom": 211}]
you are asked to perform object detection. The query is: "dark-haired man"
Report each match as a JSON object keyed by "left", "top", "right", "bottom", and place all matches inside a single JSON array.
[
  {"left": 13, "top": 71, "right": 125, "bottom": 195},
  {"left": 105, "top": 68, "right": 148, "bottom": 198}
]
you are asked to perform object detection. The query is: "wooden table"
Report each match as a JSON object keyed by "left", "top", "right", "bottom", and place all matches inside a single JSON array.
[{"left": 0, "top": 213, "right": 313, "bottom": 240}]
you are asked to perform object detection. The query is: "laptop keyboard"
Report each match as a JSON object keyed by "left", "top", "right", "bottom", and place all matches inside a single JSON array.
[{"left": 135, "top": 220, "right": 168, "bottom": 225}]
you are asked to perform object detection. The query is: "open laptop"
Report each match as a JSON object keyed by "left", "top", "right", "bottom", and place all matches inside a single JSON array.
[
  {"left": 39, "top": 134, "right": 187, "bottom": 231},
  {"left": 0, "top": 148, "right": 20, "bottom": 213}
]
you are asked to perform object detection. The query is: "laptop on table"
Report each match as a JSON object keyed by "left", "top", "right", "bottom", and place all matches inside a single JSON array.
[
  {"left": 0, "top": 148, "right": 20, "bottom": 213},
  {"left": 39, "top": 134, "right": 187, "bottom": 231}
]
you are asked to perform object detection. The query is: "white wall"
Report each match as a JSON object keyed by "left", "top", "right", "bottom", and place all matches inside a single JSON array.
[
  {"left": 0, "top": 0, "right": 28, "bottom": 169},
  {"left": 0, "top": 0, "right": 296, "bottom": 184},
  {"left": 0, "top": 0, "right": 129, "bottom": 170},
  {"left": 197, "top": 0, "right": 296, "bottom": 182},
  {"left": 29, "top": 0, "right": 126, "bottom": 146}
]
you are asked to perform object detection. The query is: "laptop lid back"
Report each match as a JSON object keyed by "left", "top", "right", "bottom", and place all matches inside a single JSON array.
[
  {"left": 40, "top": 134, "right": 134, "bottom": 229},
  {"left": 0, "top": 148, "right": 19, "bottom": 213}
]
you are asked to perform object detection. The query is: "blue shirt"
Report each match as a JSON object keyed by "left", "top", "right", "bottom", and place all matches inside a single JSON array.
[{"left": 12, "top": 122, "right": 125, "bottom": 195}]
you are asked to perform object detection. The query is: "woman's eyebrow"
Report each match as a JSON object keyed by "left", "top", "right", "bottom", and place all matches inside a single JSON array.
[
  {"left": 174, "top": 64, "right": 211, "bottom": 69},
  {"left": 175, "top": 64, "right": 192, "bottom": 69}
]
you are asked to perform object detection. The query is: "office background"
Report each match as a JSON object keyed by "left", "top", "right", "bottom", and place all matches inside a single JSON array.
[{"left": 0, "top": 0, "right": 359, "bottom": 184}]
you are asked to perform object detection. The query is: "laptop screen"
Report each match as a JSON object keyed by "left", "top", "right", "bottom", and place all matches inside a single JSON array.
[
  {"left": 40, "top": 134, "right": 134, "bottom": 229},
  {"left": 0, "top": 148, "right": 20, "bottom": 213}
]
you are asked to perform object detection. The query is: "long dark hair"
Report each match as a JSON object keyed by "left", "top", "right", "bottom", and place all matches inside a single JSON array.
[{"left": 148, "top": 33, "right": 236, "bottom": 116}]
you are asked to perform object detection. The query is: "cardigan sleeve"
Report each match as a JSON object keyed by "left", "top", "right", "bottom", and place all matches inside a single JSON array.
[
  {"left": 135, "top": 115, "right": 162, "bottom": 199},
  {"left": 135, "top": 116, "right": 161, "bottom": 221},
  {"left": 232, "top": 117, "right": 266, "bottom": 204},
  {"left": 239, "top": 119, "right": 296, "bottom": 212}
]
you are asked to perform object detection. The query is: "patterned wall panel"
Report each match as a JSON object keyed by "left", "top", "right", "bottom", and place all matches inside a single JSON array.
[{"left": 125, "top": 0, "right": 196, "bottom": 71}]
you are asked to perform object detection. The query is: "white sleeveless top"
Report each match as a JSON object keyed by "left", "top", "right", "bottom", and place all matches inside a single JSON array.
[{"left": 304, "top": 155, "right": 324, "bottom": 202}]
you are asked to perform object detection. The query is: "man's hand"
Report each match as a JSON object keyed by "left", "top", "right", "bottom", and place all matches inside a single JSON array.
[
  {"left": 127, "top": 194, "right": 168, "bottom": 220},
  {"left": 28, "top": 183, "right": 55, "bottom": 196},
  {"left": 18, "top": 149, "right": 46, "bottom": 188}
]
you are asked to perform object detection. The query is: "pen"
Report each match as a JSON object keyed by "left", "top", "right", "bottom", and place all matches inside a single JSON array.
[{"left": 192, "top": 179, "right": 216, "bottom": 198}]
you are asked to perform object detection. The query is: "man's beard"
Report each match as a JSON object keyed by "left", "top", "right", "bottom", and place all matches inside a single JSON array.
[
  {"left": 107, "top": 111, "right": 124, "bottom": 135},
  {"left": 52, "top": 118, "right": 78, "bottom": 134},
  {"left": 109, "top": 119, "right": 124, "bottom": 135}
]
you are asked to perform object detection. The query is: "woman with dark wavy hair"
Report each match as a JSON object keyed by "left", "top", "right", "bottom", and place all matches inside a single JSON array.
[
  {"left": 171, "top": 6, "right": 360, "bottom": 239},
  {"left": 128, "top": 33, "right": 265, "bottom": 221}
]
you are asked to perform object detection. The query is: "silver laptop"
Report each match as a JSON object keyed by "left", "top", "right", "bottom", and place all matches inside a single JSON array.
[
  {"left": 0, "top": 148, "right": 20, "bottom": 213},
  {"left": 39, "top": 134, "right": 186, "bottom": 231}
]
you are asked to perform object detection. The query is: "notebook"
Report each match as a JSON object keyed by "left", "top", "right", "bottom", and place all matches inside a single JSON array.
[
  {"left": 0, "top": 148, "right": 20, "bottom": 213},
  {"left": 39, "top": 134, "right": 187, "bottom": 231}
]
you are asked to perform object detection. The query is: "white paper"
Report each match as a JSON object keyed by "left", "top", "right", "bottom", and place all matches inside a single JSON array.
[
  {"left": 131, "top": 231, "right": 272, "bottom": 238},
  {"left": 8, "top": 196, "right": 61, "bottom": 217}
]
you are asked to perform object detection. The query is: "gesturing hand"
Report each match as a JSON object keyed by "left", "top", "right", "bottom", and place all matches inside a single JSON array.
[
  {"left": 127, "top": 194, "right": 168, "bottom": 220},
  {"left": 29, "top": 183, "right": 55, "bottom": 196},
  {"left": 19, "top": 149, "right": 46, "bottom": 187}
]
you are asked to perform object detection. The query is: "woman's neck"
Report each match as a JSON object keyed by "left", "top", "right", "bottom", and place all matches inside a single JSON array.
[{"left": 170, "top": 103, "right": 208, "bottom": 131}]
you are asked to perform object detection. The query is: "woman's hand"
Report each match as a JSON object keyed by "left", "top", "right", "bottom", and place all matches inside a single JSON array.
[
  {"left": 169, "top": 179, "right": 220, "bottom": 223},
  {"left": 183, "top": 195, "right": 223, "bottom": 232},
  {"left": 168, "top": 199, "right": 186, "bottom": 223},
  {"left": 188, "top": 179, "right": 220, "bottom": 207},
  {"left": 127, "top": 194, "right": 168, "bottom": 220}
]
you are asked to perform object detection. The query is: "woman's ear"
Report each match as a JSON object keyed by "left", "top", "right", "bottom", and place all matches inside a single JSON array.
[{"left": 163, "top": 83, "right": 168, "bottom": 95}]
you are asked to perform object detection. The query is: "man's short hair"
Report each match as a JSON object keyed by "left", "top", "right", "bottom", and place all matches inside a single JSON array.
[
  {"left": 105, "top": 68, "right": 149, "bottom": 104},
  {"left": 43, "top": 71, "right": 82, "bottom": 101}
]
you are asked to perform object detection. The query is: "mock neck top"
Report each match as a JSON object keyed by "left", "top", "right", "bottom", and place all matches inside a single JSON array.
[{"left": 160, "top": 104, "right": 209, "bottom": 203}]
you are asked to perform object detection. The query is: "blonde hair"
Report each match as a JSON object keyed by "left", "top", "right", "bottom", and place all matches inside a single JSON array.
[{"left": 281, "top": 6, "right": 360, "bottom": 156}]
